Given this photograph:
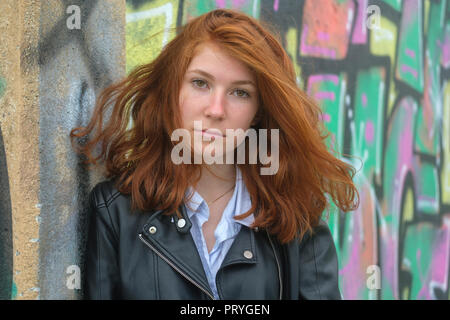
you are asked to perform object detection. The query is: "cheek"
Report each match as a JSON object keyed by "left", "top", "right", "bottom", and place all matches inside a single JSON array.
[{"left": 236, "top": 106, "right": 258, "bottom": 128}]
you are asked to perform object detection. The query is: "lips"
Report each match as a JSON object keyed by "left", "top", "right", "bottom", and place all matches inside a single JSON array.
[{"left": 195, "top": 128, "right": 225, "bottom": 137}]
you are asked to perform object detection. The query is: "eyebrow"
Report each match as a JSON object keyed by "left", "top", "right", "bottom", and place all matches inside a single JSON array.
[{"left": 187, "top": 69, "right": 256, "bottom": 87}]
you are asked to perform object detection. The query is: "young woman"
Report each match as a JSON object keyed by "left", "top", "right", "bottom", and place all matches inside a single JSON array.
[{"left": 70, "top": 8, "right": 359, "bottom": 300}]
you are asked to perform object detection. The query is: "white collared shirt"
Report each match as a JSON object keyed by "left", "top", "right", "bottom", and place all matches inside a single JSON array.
[{"left": 183, "top": 166, "right": 255, "bottom": 299}]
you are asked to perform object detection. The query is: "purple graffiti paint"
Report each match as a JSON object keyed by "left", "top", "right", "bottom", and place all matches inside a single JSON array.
[
  {"left": 362, "top": 93, "right": 368, "bottom": 107},
  {"left": 431, "top": 219, "right": 450, "bottom": 287},
  {"left": 441, "top": 37, "right": 450, "bottom": 68},
  {"left": 300, "top": 25, "right": 337, "bottom": 59},
  {"left": 400, "top": 64, "right": 418, "bottom": 79},
  {"left": 273, "top": 0, "right": 279, "bottom": 12},
  {"left": 317, "top": 31, "right": 330, "bottom": 41},
  {"left": 365, "top": 120, "right": 375, "bottom": 144},
  {"left": 232, "top": 0, "right": 246, "bottom": 8},
  {"left": 320, "top": 113, "right": 331, "bottom": 123},
  {"left": 315, "top": 91, "right": 336, "bottom": 101},
  {"left": 351, "top": 0, "right": 368, "bottom": 44},
  {"left": 308, "top": 74, "right": 340, "bottom": 86},
  {"left": 405, "top": 48, "right": 416, "bottom": 59},
  {"left": 216, "top": 0, "right": 226, "bottom": 8}
]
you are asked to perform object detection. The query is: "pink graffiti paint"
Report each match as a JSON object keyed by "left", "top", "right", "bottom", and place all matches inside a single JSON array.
[
  {"left": 339, "top": 213, "right": 364, "bottom": 299},
  {"left": 308, "top": 74, "right": 340, "bottom": 86},
  {"left": 216, "top": 0, "right": 226, "bottom": 8},
  {"left": 300, "top": 25, "right": 337, "bottom": 58},
  {"left": 365, "top": 120, "right": 375, "bottom": 144},
  {"left": 273, "top": 0, "right": 279, "bottom": 11},
  {"left": 351, "top": 0, "right": 368, "bottom": 44},
  {"left": 317, "top": 31, "right": 330, "bottom": 41},
  {"left": 397, "top": 110, "right": 414, "bottom": 170},
  {"left": 441, "top": 34, "right": 450, "bottom": 68},
  {"left": 362, "top": 93, "right": 368, "bottom": 107},
  {"left": 315, "top": 91, "right": 336, "bottom": 101},
  {"left": 320, "top": 113, "right": 331, "bottom": 123},
  {"left": 232, "top": 0, "right": 246, "bottom": 7},
  {"left": 405, "top": 48, "right": 416, "bottom": 59},
  {"left": 431, "top": 220, "right": 450, "bottom": 288},
  {"left": 400, "top": 64, "right": 418, "bottom": 79}
]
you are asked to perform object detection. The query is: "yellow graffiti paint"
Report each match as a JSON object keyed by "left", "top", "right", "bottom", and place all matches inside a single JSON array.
[
  {"left": 370, "top": 16, "right": 398, "bottom": 116},
  {"left": 441, "top": 81, "right": 450, "bottom": 204},
  {"left": 126, "top": 0, "right": 179, "bottom": 74},
  {"left": 285, "top": 27, "right": 303, "bottom": 88},
  {"left": 424, "top": 0, "right": 430, "bottom": 35},
  {"left": 402, "top": 186, "right": 414, "bottom": 224}
]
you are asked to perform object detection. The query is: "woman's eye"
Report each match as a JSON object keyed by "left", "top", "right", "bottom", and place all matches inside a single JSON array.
[
  {"left": 234, "top": 89, "right": 250, "bottom": 98},
  {"left": 192, "top": 79, "right": 208, "bottom": 88}
]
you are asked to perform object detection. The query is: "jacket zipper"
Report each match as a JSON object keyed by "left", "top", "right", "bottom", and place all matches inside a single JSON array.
[
  {"left": 138, "top": 233, "right": 215, "bottom": 300},
  {"left": 266, "top": 230, "right": 283, "bottom": 300}
]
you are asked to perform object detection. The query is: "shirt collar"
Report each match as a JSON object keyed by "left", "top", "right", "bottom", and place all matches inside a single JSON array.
[{"left": 184, "top": 166, "right": 255, "bottom": 228}]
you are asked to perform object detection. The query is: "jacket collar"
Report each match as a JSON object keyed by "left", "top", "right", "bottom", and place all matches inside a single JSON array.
[{"left": 140, "top": 206, "right": 257, "bottom": 297}]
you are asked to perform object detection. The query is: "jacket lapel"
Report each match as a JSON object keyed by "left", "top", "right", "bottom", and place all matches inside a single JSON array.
[
  {"left": 139, "top": 205, "right": 259, "bottom": 298},
  {"left": 140, "top": 207, "right": 213, "bottom": 297},
  {"left": 219, "top": 225, "right": 258, "bottom": 269}
]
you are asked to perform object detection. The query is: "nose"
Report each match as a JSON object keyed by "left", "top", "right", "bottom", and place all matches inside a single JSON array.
[{"left": 204, "top": 89, "right": 226, "bottom": 119}]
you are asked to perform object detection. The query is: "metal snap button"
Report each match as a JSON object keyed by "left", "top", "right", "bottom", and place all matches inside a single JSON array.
[
  {"left": 243, "top": 250, "right": 253, "bottom": 259},
  {"left": 149, "top": 226, "right": 157, "bottom": 234},
  {"left": 177, "top": 218, "right": 186, "bottom": 228}
]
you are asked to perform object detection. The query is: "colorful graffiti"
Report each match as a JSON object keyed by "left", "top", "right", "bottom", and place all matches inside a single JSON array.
[
  {"left": 0, "top": 0, "right": 448, "bottom": 300},
  {"left": 126, "top": 0, "right": 450, "bottom": 299}
]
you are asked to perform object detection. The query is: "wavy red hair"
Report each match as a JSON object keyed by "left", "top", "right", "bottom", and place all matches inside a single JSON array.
[{"left": 70, "top": 8, "right": 359, "bottom": 244}]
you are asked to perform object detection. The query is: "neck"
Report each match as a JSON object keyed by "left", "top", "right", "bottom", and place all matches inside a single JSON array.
[{"left": 194, "top": 163, "right": 236, "bottom": 203}]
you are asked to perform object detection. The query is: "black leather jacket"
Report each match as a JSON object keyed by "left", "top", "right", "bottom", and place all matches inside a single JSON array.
[{"left": 84, "top": 179, "right": 342, "bottom": 300}]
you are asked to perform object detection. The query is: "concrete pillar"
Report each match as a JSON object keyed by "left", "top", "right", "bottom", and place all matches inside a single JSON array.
[{"left": 0, "top": 0, "right": 126, "bottom": 299}]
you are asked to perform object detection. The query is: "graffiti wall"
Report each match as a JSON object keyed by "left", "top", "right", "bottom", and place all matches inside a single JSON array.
[
  {"left": 126, "top": 0, "right": 450, "bottom": 300},
  {"left": 0, "top": 0, "right": 448, "bottom": 300}
]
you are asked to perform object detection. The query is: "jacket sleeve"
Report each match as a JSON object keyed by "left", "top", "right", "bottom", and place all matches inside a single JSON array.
[
  {"left": 297, "top": 219, "right": 341, "bottom": 300},
  {"left": 84, "top": 184, "right": 121, "bottom": 300}
]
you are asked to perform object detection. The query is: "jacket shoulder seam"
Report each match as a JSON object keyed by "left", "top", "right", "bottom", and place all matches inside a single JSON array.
[{"left": 96, "top": 190, "right": 122, "bottom": 209}]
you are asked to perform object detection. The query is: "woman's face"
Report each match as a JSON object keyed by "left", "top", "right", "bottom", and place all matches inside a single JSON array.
[{"left": 178, "top": 42, "right": 259, "bottom": 162}]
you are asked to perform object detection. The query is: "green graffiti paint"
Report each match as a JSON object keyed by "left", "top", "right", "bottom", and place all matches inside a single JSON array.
[
  {"left": 402, "top": 223, "right": 436, "bottom": 299},
  {"left": 310, "top": 73, "right": 346, "bottom": 156},
  {"left": 396, "top": 0, "right": 424, "bottom": 92},
  {"left": 415, "top": 162, "right": 439, "bottom": 215},
  {"left": 382, "top": 0, "right": 402, "bottom": 11},
  {"left": 0, "top": 76, "right": 6, "bottom": 98},
  {"left": 11, "top": 281, "right": 17, "bottom": 300},
  {"left": 182, "top": 0, "right": 259, "bottom": 23},
  {"left": 353, "top": 67, "right": 386, "bottom": 178}
]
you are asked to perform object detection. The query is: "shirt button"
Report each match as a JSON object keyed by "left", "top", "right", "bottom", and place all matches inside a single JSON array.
[
  {"left": 177, "top": 218, "right": 186, "bottom": 228},
  {"left": 243, "top": 250, "right": 253, "bottom": 259},
  {"left": 149, "top": 226, "right": 157, "bottom": 234}
]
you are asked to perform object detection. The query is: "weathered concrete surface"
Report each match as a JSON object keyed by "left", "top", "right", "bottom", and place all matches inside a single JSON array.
[
  {"left": 0, "top": 0, "right": 41, "bottom": 300},
  {"left": 0, "top": 0, "right": 125, "bottom": 299},
  {"left": 37, "top": 0, "right": 125, "bottom": 299}
]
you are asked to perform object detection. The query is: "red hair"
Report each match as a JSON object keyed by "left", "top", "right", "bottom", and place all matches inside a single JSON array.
[{"left": 70, "top": 9, "right": 359, "bottom": 244}]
